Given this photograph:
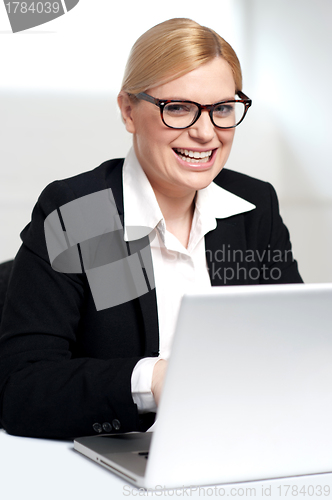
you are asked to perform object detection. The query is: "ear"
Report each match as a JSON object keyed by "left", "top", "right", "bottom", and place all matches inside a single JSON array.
[{"left": 117, "top": 91, "right": 136, "bottom": 134}]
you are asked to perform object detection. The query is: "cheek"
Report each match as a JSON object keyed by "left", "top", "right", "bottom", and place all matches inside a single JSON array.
[
  {"left": 217, "top": 129, "right": 235, "bottom": 147},
  {"left": 134, "top": 121, "right": 157, "bottom": 152},
  {"left": 136, "top": 131, "right": 162, "bottom": 159},
  {"left": 136, "top": 127, "right": 181, "bottom": 154}
]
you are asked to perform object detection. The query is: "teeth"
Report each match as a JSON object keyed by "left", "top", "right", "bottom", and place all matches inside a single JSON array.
[
  {"left": 175, "top": 148, "right": 213, "bottom": 160},
  {"left": 182, "top": 156, "right": 209, "bottom": 163}
]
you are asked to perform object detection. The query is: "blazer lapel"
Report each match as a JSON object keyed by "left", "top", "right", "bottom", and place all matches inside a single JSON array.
[{"left": 107, "top": 160, "right": 160, "bottom": 357}]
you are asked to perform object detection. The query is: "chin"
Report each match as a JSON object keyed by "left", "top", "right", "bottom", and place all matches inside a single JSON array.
[{"left": 182, "top": 171, "right": 218, "bottom": 192}]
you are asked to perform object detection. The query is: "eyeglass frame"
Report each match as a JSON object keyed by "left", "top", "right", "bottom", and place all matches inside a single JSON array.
[{"left": 129, "top": 91, "right": 252, "bottom": 130}]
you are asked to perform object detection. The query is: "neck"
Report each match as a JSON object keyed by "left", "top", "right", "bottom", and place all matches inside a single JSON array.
[
  {"left": 156, "top": 189, "right": 196, "bottom": 221},
  {"left": 153, "top": 187, "right": 196, "bottom": 248}
]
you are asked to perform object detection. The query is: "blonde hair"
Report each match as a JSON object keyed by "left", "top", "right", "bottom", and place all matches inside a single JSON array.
[{"left": 121, "top": 18, "right": 242, "bottom": 95}]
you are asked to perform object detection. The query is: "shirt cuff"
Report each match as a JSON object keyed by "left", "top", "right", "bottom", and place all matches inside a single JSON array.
[{"left": 131, "top": 357, "right": 161, "bottom": 413}]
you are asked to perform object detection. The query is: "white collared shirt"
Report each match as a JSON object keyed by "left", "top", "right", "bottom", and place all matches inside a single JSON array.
[{"left": 123, "top": 147, "right": 255, "bottom": 412}]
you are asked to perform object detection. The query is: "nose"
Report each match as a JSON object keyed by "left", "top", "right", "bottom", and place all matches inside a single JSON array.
[{"left": 188, "top": 110, "right": 215, "bottom": 142}]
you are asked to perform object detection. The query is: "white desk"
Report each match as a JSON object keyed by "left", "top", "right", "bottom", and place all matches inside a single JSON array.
[{"left": 1, "top": 429, "right": 332, "bottom": 500}]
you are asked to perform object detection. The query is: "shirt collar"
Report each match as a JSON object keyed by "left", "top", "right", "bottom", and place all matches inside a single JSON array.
[
  {"left": 123, "top": 147, "right": 164, "bottom": 241},
  {"left": 122, "top": 147, "right": 256, "bottom": 242}
]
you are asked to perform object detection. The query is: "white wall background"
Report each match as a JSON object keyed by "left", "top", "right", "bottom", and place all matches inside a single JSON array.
[{"left": 0, "top": 0, "right": 331, "bottom": 282}]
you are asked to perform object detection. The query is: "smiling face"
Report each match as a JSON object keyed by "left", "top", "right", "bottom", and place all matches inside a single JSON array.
[{"left": 118, "top": 57, "right": 236, "bottom": 200}]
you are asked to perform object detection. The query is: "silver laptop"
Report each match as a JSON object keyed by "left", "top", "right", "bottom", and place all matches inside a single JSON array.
[{"left": 74, "top": 283, "right": 332, "bottom": 489}]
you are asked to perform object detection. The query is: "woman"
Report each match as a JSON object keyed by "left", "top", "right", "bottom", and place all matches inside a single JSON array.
[{"left": 0, "top": 18, "right": 302, "bottom": 439}]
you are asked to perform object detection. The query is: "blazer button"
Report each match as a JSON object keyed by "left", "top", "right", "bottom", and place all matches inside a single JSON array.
[
  {"left": 93, "top": 422, "right": 103, "bottom": 433},
  {"left": 102, "top": 422, "right": 112, "bottom": 433},
  {"left": 112, "top": 419, "right": 121, "bottom": 431}
]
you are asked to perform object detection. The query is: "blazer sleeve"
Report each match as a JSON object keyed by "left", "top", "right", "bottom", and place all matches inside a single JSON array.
[
  {"left": 258, "top": 182, "right": 303, "bottom": 284},
  {"left": 0, "top": 180, "right": 150, "bottom": 439}
]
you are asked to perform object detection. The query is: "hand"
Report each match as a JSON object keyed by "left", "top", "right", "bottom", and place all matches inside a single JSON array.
[{"left": 151, "top": 359, "right": 168, "bottom": 407}]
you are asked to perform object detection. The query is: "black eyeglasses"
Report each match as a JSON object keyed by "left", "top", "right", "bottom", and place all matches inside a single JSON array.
[{"left": 131, "top": 91, "right": 252, "bottom": 130}]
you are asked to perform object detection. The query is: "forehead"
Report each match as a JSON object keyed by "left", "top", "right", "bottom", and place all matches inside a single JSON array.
[{"left": 147, "top": 58, "right": 236, "bottom": 102}]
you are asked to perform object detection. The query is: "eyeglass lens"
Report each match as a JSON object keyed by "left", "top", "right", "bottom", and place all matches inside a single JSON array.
[{"left": 163, "top": 101, "right": 246, "bottom": 129}]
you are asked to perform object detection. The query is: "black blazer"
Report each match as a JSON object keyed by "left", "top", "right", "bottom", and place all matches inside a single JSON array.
[{"left": 0, "top": 159, "right": 302, "bottom": 439}]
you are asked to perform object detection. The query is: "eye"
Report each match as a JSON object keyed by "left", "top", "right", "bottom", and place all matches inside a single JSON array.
[
  {"left": 164, "top": 102, "right": 196, "bottom": 116},
  {"left": 213, "top": 103, "right": 234, "bottom": 117}
]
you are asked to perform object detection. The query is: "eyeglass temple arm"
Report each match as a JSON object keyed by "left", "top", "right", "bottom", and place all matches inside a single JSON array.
[
  {"left": 135, "top": 92, "right": 161, "bottom": 106},
  {"left": 237, "top": 90, "right": 252, "bottom": 105}
]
